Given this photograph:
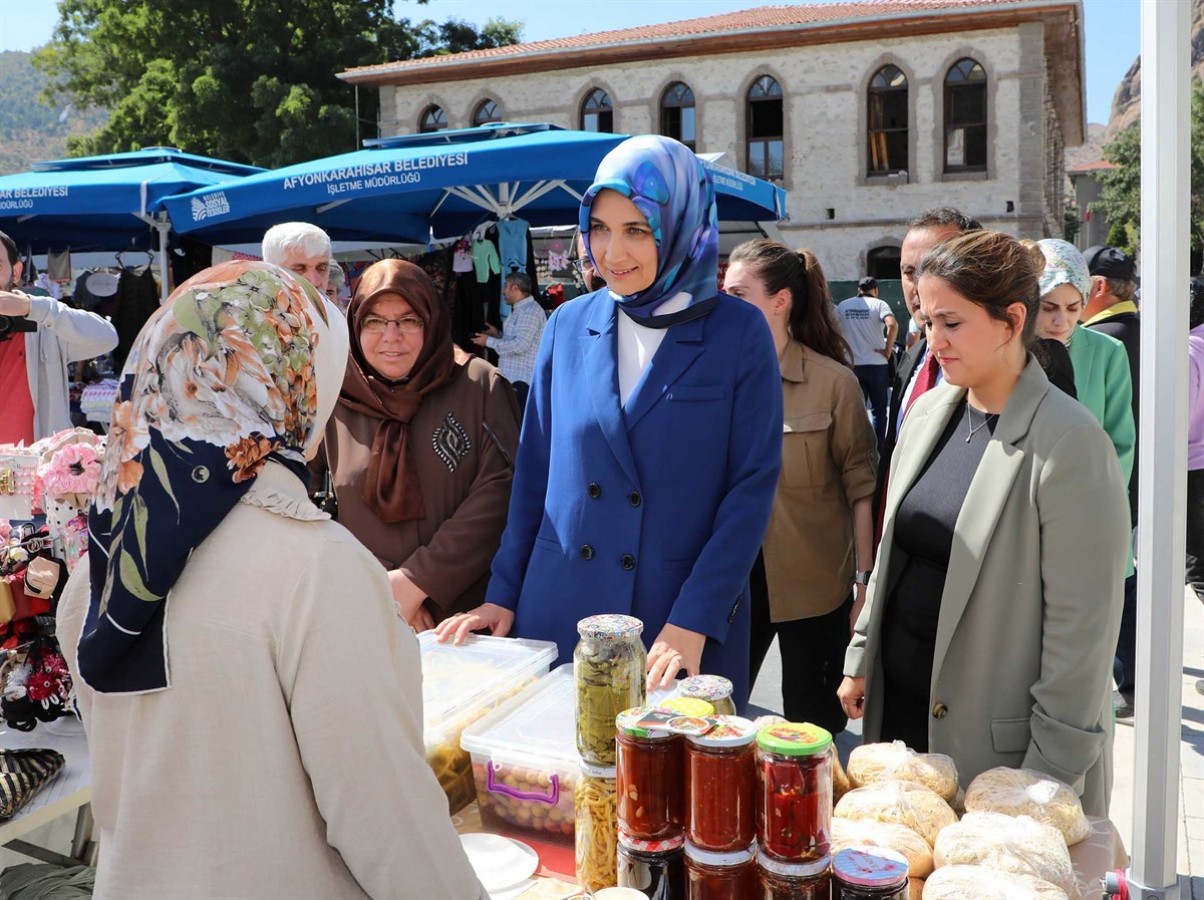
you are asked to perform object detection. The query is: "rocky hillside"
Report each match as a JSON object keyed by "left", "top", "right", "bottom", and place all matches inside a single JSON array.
[{"left": 0, "top": 51, "right": 107, "bottom": 175}]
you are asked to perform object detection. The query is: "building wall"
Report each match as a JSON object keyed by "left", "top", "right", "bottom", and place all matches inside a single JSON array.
[{"left": 378, "top": 26, "right": 1068, "bottom": 279}]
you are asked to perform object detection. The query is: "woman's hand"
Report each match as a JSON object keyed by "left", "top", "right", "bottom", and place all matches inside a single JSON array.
[
  {"left": 387, "top": 570, "right": 434, "bottom": 630},
  {"left": 646, "top": 623, "right": 705, "bottom": 690},
  {"left": 433, "top": 603, "right": 515, "bottom": 645},
  {"left": 838, "top": 676, "right": 866, "bottom": 720}
]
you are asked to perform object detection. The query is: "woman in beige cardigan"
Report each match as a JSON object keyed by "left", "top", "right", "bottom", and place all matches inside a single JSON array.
[
  {"left": 58, "top": 262, "right": 484, "bottom": 899},
  {"left": 838, "top": 232, "right": 1129, "bottom": 816}
]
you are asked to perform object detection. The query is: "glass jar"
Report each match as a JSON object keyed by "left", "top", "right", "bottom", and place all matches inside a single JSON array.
[
  {"left": 575, "top": 615, "right": 647, "bottom": 766},
  {"left": 686, "top": 716, "right": 758, "bottom": 852},
  {"left": 756, "top": 722, "right": 833, "bottom": 864},
  {"left": 659, "top": 696, "right": 715, "bottom": 719},
  {"left": 618, "top": 830, "right": 687, "bottom": 899},
  {"left": 684, "top": 841, "right": 758, "bottom": 900},
  {"left": 831, "top": 847, "right": 909, "bottom": 899},
  {"left": 575, "top": 761, "right": 619, "bottom": 893},
  {"left": 616, "top": 706, "right": 685, "bottom": 841},
  {"left": 677, "top": 675, "right": 737, "bottom": 716},
  {"left": 759, "top": 854, "right": 832, "bottom": 900}
]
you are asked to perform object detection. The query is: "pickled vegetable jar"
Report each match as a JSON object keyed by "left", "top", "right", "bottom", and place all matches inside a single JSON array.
[
  {"left": 575, "top": 615, "right": 647, "bottom": 766},
  {"left": 684, "top": 841, "right": 757, "bottom": 900},
  {"left": 677, "top": 675, "right": 737, "bottom": 716},
  {"left": 618, "top": 830, "right": 686, "bottom": 899},
  {"left": 831, "top": 847, "right": 909, "bottom": 899},
  {"left": 686, "top": 716, "right": 757, "bottom": 852},
  {"left": 616, "top": 706, "right": 685, "bottom": 841},
  {"left": 756, "top": 722, "right": 833, "bottom": 864},
  {"left": 575, "top": 761, "right": 619, "bottom": 893},
  {"left": 759, "top": 854, "right": 832, "bottom": 899}
]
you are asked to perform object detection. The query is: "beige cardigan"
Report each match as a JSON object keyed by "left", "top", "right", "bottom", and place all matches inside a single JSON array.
[{"left": 57, "top": 462, "right": 485, "bottom": 900}]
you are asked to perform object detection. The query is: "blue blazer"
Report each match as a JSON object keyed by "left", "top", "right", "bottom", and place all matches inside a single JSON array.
[{"left": 485, "top": 289, "right": 783, "bottom": 707}]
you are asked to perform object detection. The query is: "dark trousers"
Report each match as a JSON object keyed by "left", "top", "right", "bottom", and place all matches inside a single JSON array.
[
  {"left": 1113, "top": 570, "right": 1138, "bottom": 695},
  {"left": 512, "top": 381, "right": 529, "bottom": 423},
  {"left": 1187, "top": 469, "right": 1204, "bottom": 601},
  {"left": 853, "top": 363, "right": 890, "bottom": 454},
  {"left": 748, "top": 552, "right": 851, "bottom": 734}
]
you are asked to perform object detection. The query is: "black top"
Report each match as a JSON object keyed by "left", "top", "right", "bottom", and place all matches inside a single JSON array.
[{"left": 879, "top": 398, "right": 996, "bottom": 750}]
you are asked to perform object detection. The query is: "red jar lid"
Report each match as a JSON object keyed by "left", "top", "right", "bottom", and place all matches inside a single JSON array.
[
  {"left": 832, "top": 847, "right": 909, "bottom": 887},
  {"left": 618, "top": 830, "right": 686, "bottom": 853}
]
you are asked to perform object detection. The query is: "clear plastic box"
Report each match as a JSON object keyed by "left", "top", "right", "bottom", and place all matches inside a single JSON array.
[{"left": 420, "top": 632, "right": 557, "bottom": 814}]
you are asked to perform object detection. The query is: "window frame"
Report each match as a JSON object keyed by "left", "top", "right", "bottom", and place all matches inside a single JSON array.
[
  {"left": 472, "top": 99, "right": 502, "bottom": 127},
  {"left": 943, "top": 58, "right": 988, "bottom": 174},
  {"left": 745, "top": 74, "right": 785, "bottom": 182},
  {"left": 867, "top": 64, "right": 909, "bottom": 176},
  {"left": 580, "top": 88, "right": 614, "bottom": 133},
  {"left": 418, "top": 104, "right": 448, "bottom": 134},
  {"left": 660, "top": 81, "right": 697, "bottom": 150}
]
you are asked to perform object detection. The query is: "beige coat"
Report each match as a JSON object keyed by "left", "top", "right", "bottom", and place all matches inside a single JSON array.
[
  {"left": 762, "top": 341, "right": 878, "bottom": 620},
  {"left": 57, "top": 463, "right": 485, "bottom": 900},
  {"left": 845, "top": 359, "right": 1129, "bottom": 816}
]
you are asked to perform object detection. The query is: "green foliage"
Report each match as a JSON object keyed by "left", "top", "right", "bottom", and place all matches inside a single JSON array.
[
  {"left": 0, "top": 51, "right": 107, "bottom": 174},
  {"left": 33, "top": 1, "right": 521, "bottom": 168}
]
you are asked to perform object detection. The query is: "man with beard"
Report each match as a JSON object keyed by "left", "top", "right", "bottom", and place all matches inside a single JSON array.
[{"left": 0, "top": 230, "right": 117, "bottom": 442}]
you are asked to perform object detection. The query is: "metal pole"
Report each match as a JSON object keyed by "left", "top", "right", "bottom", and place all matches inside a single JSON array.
[
  {"left": 1129, "top": 0, "right": 1189, "bottom": 897},
  {"left": 355, "top": 85, "right": 361, "bottom": 149},
  {"left": 156, "top": 216, "right": 170, "bottom": 303}
]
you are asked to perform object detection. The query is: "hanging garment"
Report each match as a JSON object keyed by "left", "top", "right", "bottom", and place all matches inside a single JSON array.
[
  {"left": 46, "top": 250, "right": 72, "bottom": 283},
  {"left": 112, "top": 267, "right": 160, "bottom": 372},
  {"left": 471, "top": 239, "right": 500, "bottom": 283}
]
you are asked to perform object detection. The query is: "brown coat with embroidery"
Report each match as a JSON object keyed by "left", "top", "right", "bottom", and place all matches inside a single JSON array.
[{"left": 316, "top": 355, "right": 520, "bottom": 619}]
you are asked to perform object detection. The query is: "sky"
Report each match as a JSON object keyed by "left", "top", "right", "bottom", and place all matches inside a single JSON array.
[{"left": 0, "top": 0, "right": 1140, "bottom": 125}]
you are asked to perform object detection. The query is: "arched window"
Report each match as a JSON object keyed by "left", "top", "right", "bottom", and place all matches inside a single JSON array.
[
  {"left": 867, "top": 65, "right": 908, "bottom": 175},
  {"left": 581, "top": 89, "right": 614, "bottom": 133},
  {"left": 944, "top": 58, "right": 987, "bottom": 172},
  {"left": 867, "top": 246, "right": 902, "bottom": 281},
  {"left": 746, "top": 75, "right": 784, "bottom": 181},
  {"left": 473, "top": 99, "right": 502, "bottom": 126},
  {"left": 419, "top": 105, "right": 448, "bottom": 134},
  {"left": 661, "top": 82, "right": 696, "bottom": 150}
]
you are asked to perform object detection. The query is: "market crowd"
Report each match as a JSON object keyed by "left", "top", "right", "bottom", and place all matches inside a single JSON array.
[{"left": 0, "top": 131, "right": 1192, "bottom": 897}]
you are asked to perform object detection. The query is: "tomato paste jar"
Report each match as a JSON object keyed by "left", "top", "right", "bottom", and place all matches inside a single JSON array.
[
  {"left": 756, "top": 722, "right": 833, "bottom": 864},
  {"left": 759, "top": 853, "right": 832, "bottom": 899},
  {"left": 831, "top": 847, "right": 909, "bottom": 899},
  {"left": 616, "top": 707, "right": 685, "bottom": 841},
  {"left": 684, "top": 841, "right": 758, "bottom": 900},
  {"left": 618, "top": 830, "right": 686, "bottom": 899},
  {"left": 686, "top": 716, "right": 757, "bottom": 852},
  {"left": 677, "top": 675, "right": 737, "bottom": 716},
  {"left": 575, "top": 615, "right": 647, "bottom": 766}
]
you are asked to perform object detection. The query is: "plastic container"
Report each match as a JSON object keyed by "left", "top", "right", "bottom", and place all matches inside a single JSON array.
[
  {"left": 575, "top": 615, "right": 647, "bottom": 766},
  {"left": 686, "top": 716, "right": 758, "bottom": 852},
  {"left": 759, "top": 854, "right": 832, "bottom": 899},
  {"left": 460, "top": 664, "right": 578, "bottom": 843},
  {"left": 684, "top": 841, "right": 758, "bottom": 900},
  {"left": 831, "top": 847, "right": 909, "bottom": 899},
  {"left": 756, "top": 723, "right": 833, "bottom": 864},
  {"left": 617, "top": 706, "right": 685, "bottom": 841},
  {"left": 575, "top": 761, "right": 619, "bottom": 893},
  {"left": 677, "top": 675, "right": 738, "bottom": 716},
  {"left": 419, "top": 631, "right": 557, "bottom": 814},
  {"left": 618, "top": 831, "right": 687, "bottom": 899}
]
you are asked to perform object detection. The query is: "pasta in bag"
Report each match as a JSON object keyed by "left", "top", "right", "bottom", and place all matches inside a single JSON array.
[
  {"left": 847, "top": 741, "right": 959, "bottom": 803},
  {"left": 831, "top": 817, "right": 934, "bottom": 877},
  {"left": 833, "top": 780, "right": 957, "bottom": 848},
  {"left": 922, "top": 864, "right": 1069, "bottom": 899},
  {"left": 934, "top": 812, "right": 1078, "bottom": 898},
  {"left": 964, "top": 767, "right": 1091, "bottom": 845}
]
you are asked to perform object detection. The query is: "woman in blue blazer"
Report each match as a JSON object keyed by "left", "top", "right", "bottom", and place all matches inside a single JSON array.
[{"left": 438, "top": 136, "right": 782, "bottom": 707}]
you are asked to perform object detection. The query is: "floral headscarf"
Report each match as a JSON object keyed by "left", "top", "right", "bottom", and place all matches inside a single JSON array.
[
  {"left": 1037, "top": 239, "right": 1092, "bottom": 303},
  {"left": 78, "top": 261, "right": 348, "bottom": 694},
  {"left": 579, "top": 135, "right": 720, "bottom": 328}
]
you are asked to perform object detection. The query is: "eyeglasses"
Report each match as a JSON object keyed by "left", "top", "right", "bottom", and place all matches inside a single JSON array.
[{"left": 361, "top": 314, "right": 424, "bottom": 335}]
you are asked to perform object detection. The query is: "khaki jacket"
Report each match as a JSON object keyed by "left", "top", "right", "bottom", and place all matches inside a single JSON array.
[
  {"left": 762, "top": 341, "right": 877, "bottom": 621},
  {"left": 845, "top": 358, "right": 1129, "bottom": 816}
]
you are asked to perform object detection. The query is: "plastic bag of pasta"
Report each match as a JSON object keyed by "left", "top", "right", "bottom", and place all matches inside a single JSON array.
[
  {"left": 934, "top": 812, "right": 1078, "bottom": 897},
  {"left": 831, "top": 816, "right": 935, "bottom": 877},
  {"left": 922, "top": 864, "right": 1069, "bottom": 899},
  {"left": 833, "top": 780, "right": 957, "bottom": 848},
  {"left": 846, "top": 741, "right": 959, "bottom": 803},
  {"left": 964, "top": 767, "right": 1091, "bottom": 845}
]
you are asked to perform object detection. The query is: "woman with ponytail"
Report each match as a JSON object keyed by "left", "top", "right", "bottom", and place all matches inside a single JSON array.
[{"left": 724, "top": 240, "right": 877, "bottom": 732}]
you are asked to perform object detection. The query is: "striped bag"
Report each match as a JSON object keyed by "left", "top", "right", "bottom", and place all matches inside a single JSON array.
[{"left": 0, "top": 749, "right": 65, "bottom": 819}]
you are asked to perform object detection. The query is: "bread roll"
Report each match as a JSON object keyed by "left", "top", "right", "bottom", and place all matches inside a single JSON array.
[
  {"left": 833, "top": 780, "right": 957, "bottom": 848},
  {"left": 832, "top": 746, "right": 851, "bottom": 802},
  {"left": 922, "top": 864, "right": 1068, "bottom": 899},
  {"left": 847, "top": 741, "right": 959, "bottom": 803},
  {"left": 832, "top": 817, "right": 934, "bottom": 877},
  {"left": 964, "top": 767, "right": 1091, "bottom": 845},
  {"left": 934, "top": 812, "right": 1077, "bottom": 897}
]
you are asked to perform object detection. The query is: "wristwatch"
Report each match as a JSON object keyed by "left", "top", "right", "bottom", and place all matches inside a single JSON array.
[{"left": 853, "top": 569, "right": 873, "bottom": 586}]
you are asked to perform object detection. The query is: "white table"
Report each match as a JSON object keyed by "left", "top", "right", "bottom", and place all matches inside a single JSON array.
[{"left": 0, "top": 717, "right": 93, "bottom": 867}]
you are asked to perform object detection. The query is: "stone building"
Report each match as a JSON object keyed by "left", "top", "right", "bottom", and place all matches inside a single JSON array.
[{"left": 340, "top": 0, "right": 1084, "bottom": 280}]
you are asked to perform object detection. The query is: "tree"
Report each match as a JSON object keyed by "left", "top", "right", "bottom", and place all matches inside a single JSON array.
[{"left": 33, "top": 1, "right": 520, "bottom": 168}]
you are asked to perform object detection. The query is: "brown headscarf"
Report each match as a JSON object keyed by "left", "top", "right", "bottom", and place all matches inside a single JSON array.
[{"left": 339, "top": 259, "right": 457, "bottom": 523}]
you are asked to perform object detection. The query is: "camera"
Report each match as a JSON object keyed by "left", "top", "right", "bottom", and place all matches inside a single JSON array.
[{"left": 0, "top": 316, "right": 37, "bottom": 336}]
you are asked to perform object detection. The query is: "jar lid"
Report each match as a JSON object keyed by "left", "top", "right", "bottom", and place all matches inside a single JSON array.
[
  {"left": 757, "top": 853, "right": 831, "bottom": 877},
  {"left": 659, "top": 697, "right": 715, "bottom": 718},
  {"left": 579, "top": 760, "right": 617, "bottom": 779},
  {"left": 616, "top": 706, "right": 670, "bottom": 739},
  {"left": 756, "top": 722, "right": 833, "bottom": 757},
  {"left": 577, "top": 614, "right": 643, "bottom": 640},
  {"left": 687, "top": 715, "right": 758, "bottom": 748},
  {"left": 618, "top": 830, "right": 686, "bottom": 853},
  {"left": 831, "top": 847, "right": 909, "bottom": 887},
  {"left": 678, "top": 674, "right": 734, "bottom": 702},
  {"left": 684, "top": 840, "right": 755, "bottom": 867}
]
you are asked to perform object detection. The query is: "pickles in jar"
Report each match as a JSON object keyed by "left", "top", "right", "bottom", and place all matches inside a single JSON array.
[{"left": 574, "top": 615, "right": 647, "bottom": 766}]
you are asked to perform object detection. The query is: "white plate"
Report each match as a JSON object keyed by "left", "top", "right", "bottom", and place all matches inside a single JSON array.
[{"left": 458, "top": 832, "right": 539, "bottom": 893}]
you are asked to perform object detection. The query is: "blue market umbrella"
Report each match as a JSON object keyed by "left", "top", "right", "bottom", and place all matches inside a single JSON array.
[{"left": 161, "top": 124, "right": 787, "bottom": 246}]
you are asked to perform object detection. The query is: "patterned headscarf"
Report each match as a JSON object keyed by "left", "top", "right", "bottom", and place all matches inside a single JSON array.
[
  {"left": 78, "top": 261, "right": 348, "bottom": 694},
  {"left": 1037, "top": 239, "right": 1092, "bottom": 303},
  {"left": 579, "top": 135, "right": 720, "bottom": 328}
]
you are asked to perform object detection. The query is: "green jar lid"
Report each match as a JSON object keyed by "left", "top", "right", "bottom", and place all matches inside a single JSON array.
[{"left": 756, "top": 722, "right": 833, "bottom": 757}]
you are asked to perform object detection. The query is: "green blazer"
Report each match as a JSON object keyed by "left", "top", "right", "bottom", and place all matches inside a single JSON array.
[{"left": 846, "top": 358, "right": 1130, "bottom": 816}]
